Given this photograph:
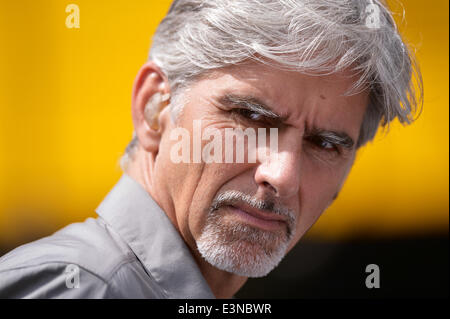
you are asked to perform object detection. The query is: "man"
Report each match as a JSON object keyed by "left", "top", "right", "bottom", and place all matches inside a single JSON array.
[{"left": 0, "top": 0, "right": 421, "bottom": 298}]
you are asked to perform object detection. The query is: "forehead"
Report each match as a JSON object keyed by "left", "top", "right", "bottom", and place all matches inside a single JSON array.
[{"left": 185, "top": 62, "right": 369, "bottom": 139}]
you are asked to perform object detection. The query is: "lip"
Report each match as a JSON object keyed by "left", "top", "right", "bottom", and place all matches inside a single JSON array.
[{"left": 226, "top": 204, "right": 287, "bottom": 231}]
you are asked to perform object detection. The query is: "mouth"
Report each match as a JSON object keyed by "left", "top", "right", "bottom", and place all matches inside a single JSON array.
[{"left": 225, "top": 204, "right": 287, "bottom": 232}]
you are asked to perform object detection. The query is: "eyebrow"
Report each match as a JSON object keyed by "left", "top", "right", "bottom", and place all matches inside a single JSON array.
[{"left": 219, "top": 93, "right": 355, "bottom": 149}]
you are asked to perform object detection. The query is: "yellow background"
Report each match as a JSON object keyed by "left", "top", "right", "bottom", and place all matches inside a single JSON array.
[{"left": 0, "top": 0, "right": 448, "bottom": 249}]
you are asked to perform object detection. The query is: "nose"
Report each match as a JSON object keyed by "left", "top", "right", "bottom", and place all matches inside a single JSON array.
[{"left": 254, "top": 145, "right": 301, "bottom": 199}]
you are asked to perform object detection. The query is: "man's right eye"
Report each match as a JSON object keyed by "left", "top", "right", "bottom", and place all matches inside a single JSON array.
[{"left": 231, "top": 108, "right": 265, "bottom": 122}]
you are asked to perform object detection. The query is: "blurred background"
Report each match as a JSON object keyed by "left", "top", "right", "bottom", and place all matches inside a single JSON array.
[{"left": 0, "top": 0, "right": 448, "bottom": 298}]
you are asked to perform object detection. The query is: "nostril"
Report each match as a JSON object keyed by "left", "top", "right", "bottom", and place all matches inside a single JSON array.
[{"left": 262, "top": 181, "right": 277, "bottom": 194}]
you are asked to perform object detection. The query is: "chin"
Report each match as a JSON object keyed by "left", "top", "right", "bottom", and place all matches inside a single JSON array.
[{"left": 196, "top": 221, "right": 292, "bottom": 278}]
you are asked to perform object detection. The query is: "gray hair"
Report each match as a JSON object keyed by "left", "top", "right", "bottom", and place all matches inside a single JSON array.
[{"left": 120, "top": 0, "right": 423, "bottom": 169}]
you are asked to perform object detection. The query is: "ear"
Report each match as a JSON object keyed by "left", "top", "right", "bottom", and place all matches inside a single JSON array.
[{"left": 131, "top": 62, "right": 171, "bottom": 156}]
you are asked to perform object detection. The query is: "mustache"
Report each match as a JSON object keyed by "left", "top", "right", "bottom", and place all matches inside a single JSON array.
[{"left": 209, "top": 190, "right": 296, "bottom": 239}]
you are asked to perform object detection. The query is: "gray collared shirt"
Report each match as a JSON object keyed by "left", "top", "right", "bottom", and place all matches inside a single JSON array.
[{"left": 0, "top": 174, "right": 215, "bottom": 299}]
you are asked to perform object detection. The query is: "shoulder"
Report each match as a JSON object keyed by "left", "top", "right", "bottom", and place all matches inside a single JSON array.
[
  {"left": 0, "top": 217, "right": 141, "bottom": 298},
  {"left": 0, "top": 217, "right": 136, "bottom": 279}
]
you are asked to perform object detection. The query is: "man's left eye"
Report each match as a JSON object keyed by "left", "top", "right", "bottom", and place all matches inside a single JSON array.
[
  {"left": 318, "top": 140, "right": 336, "bottom": 150},
  {"left": 307, "top": 136, "right": 339, "bottom": 153}
]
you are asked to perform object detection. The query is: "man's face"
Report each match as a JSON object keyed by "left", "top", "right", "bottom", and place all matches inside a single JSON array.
[{"left": 151, "top": 62, "right": 368, "bottom": 277}]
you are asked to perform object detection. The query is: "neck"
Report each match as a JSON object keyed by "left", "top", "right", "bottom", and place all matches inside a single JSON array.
[
  {"left": 125, "top": 148, "right": 247, "bottom": 298},
  {"left": 190, "top": 246, "right": 248, "bottom": 298}
]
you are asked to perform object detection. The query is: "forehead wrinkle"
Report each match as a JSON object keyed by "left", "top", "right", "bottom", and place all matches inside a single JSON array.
[{"left": 297, "top": 91, "right": 361, "bottom": 144}]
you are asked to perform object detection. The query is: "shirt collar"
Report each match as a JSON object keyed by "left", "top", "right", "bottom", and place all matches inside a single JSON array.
[{"left": 95, "top": 174, "right": 215, "bottom": 299}]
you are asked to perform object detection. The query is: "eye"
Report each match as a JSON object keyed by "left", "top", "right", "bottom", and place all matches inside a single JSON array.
[
  {"left": 232, "top": 108, "right": 265, "bottom": 122},
  {"left": 317, "top": 139, "right": 336, "bottom": 151},
  {"left": 306, "top": 135, "right": 340, "bottom": 153}
]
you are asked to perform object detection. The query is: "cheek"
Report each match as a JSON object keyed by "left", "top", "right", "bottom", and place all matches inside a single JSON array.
[
  {"left": 158, "top": 112, "right": 249, "bottom": 242},
  {"left": 187, "top": 162, "right": 253, "bottom": 238},
  {"left": 293, "top": 160, "right": 349, "bottom": 238},
  {"left": 153, "top": 132, "right": 205, "bottom": 237},
  {"left": 187, "top": 166, "right": 223, "bottom": 236}
]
